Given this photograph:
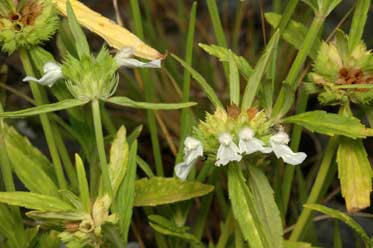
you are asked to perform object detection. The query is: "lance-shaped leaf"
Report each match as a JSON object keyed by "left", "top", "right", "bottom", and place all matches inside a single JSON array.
[
  {"left": 172, "top": 54, "right": 223, "bottom": 108},
  {"left": 283, "top": 111, "right": 373, "bottom": 138},
  {"left": 283, "top": 241, "right": 315, "bottom": 248},
  {"left": 0, "top": 99, "right": 88, "bottom": 118},
  {"left": 134, "top": 177, "right": 214, "bottom": 206},
  {"left": 228, "top": 165, "right": 265, "bottom": 247},
  {"left": 0, "top": 204, "right": 19, "bottom": 248},
  {"left": 199, "top": 43, "right": 253, "bottom": 79},
  {"left": 27, "top": 211, "right": 88, "bottom": 221},
  {"left": 337, "top": 138, "right": 372, "bottom": 212},
  {"left": 54, "top": 0, "right": 164, "bottom": 60},
  {"left": 0, "top": 192, "right": 74, "bottom": 211},
  {"left": 247, "top": 166, "right": 283, "bottom": 248},
  {"left": 109, "top": 126, "right": 129, "bottom": 196},
  {"left": 106, "top": 96, "right": 196, "bottom": 110},
  {"left": 148, "top": 215, "right": 203, "bottom": 247},
  {"left": 4, "top": 126, "right": 59, "bottom": 196},
  {"left": 304, "top": 204, "right": 371, "bottom": 245},
  {"left": 348, "top": 0, "right": 370, "bottom": 52},
  {"left": 75, "top": 154, "right": 90, "bottom": 212},
  {"left": 264, "top": 12, "right": 320, "bottom": 60},
  {"left": 241, "top": 30, "right": 280, "bottom": 109}
]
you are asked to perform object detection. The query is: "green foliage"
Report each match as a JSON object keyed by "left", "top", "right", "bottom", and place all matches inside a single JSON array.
[
  {"left": 106, "top": 96, "right": 197, "bottom": 110},
  {"left": 134, "top": 177, "right": 214, "bottom": 206},
  {"left": 337, "top": 138, "right": 372, "bottom": 212},
  {"left": 283, "top": 110, "right": 373, "bottom": 138},
  {"left": 75, "top": 154, "right": 90, "bottom": 213}
]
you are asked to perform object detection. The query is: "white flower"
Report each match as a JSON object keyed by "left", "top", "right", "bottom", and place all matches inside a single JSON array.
[
  {"left": 115, "top": 47, "right": 161, "bottom": 68},
  {"left": 174, "top": 137, "right": 203, "bottom": 180},
  {"left": 269, "top": 131, "right": 307, "bottom": 165},
  {"left": 23, "top": 62, "right": 63, "bottom": 87},
  {"left": 216, "top": 133, "right": 242, "bottom": 166},
  {"left": 238, "top": 127, "right": 272, "bottom": 155}
]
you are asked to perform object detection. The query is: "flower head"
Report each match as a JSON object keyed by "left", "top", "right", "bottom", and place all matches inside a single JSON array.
[
  {"left": 0, "top": 0, "right": 59, "bottom": 54},
  {"left": 269, "top": 131, "right": 307, "bottom": 165},
  {"left": 216, "top": 133, "right": 242, "bottom": 166},
  {"left": 175, "top": 137, "right": 203, "bottom": 180},
  {"left": 23, "top": 61, "right": 62, "bottom": 87},
  {"left": 115, "top": 47, "right": 161, "bottom": 68},
  {"left": 238, "top": 127, "right": 272, "bottom": 155}
]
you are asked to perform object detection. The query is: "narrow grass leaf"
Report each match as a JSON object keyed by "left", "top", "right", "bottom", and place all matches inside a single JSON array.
[
  {"left": 247, "top": 166, "right": 283, "bottom": 248},
  {"left": 304, "top": 204, "right": 370, "bottom": 244},
  {"left": 0, "top": 192, "right": 73, "bottom": 211},
  {"left": 199, "top": 43, "right": 253, "bottom": 79},
  {"left": 66, "top": 0, "right": 90, "bottom": 58},
  {"left": 228, "top": 52, "right": 240, "bottom": 105},
  {"left": 241, "top": 30, "right": 280, "bottom": 109},
  {"left": 265, "top": 12, "right": 320, "bottom": 59},
  {"left": 134, "top": 177, "right": 214, "bottom": 206},
  {"left": 348, "top": 0, "right": 370, "bottom": 52},
  {"left": 336, "top": 138, "right": 372, "bottom": 212},
  {"left": 26, "top": 211, "right": 87, "bottom": 221},
  {"left": 227, "top": 165, "right": 265, "bottom": 247},
  {"left": 127, "top": 125, "right": 143, "bottom": 145},
  {"left": 283, "top": 241, "right": 315, "bottom": 248},
  {"left": 0, "top": 99, "right": 87, "bottom": 118},
  {"left": 172, "top": 54, "right": 223, "bottom": 108},
  {"left": 106, "top": 96, "right": 196, "bottom": 110},
  {"left": 0, "top": 205, "right": 19, "bottom": 248},
  {"left": 283, "top": 110, "right": 373, "bottom": 138},
  {"left": 75, "top": 154, "right": 90, "bottom": 213},
  {"left": 116, "top": 141, "right": 137, "bottom": 243},
  {"left": 333, "top": 221, "right": 343, "bottom": 248},
  {"left": 109, "top": 126, "right": 129, "bottom": 196}
]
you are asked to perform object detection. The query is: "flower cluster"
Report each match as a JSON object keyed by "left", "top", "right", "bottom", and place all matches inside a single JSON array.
[
  {"left": 23, "top": 47, "right": 161, "bottom": 100},
  {"left": 0, "top": 0, "right": 59, "bottom": 54},
  {"left": 175, "top": 107, "right": 307, "bottom": 180},
  {"left": 59, "top": 195, "right": 117, "bottom": 248},
  {"left": 308, "top": 32, "right": 373, "bottom": 106}
]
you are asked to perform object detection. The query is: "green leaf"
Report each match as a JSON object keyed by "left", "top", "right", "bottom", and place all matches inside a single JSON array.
[
  {"left": 283, "top": 111, "right": 373, "bottom": 138},
  {"left": 283, "top": 241, "right": 316, "bottom": 248},
  {"left": 247, "top": 166, "right": 283, "bottom": 248},
  {"left": 4, "top": 126, "right": 59, "bottom": 196},
  {"left": 171, "top": 54, "right": 223, "bottom": 108},
  {"left": 241, "top": 30, "right": 280, "bottom": 109},
  {"left": 227, "top": 165, "right": 265, "bottom": 247},
  {"left": 0, "top": 204, "right": 19, "bottom": 248},
  {"left": 109, "top": 126, "right": 129, "bottom": 196},
  {"left": 36, "top": 231, "right": 61, "bottom": 248},
  {"left": 0, "top": 99, "right": 88, "bottom": 118},
  {"left": 116, "top": 141, "right": 137, "bottom": 244},
  {"left": 199, "top": 43, "right": 253, "bottom": 79},
  {"left": 127, "top": 125, "right": 142, "bottom": 145},
  {"left": 149, "top": 215, "right": 203, "bottom": 247},
  {"left": 348, "top": 0, "right": 370, "bottom": 52},
  {"left": 75, "top": 154, "right": 90, "bottom": 213},
  {"left": 66, "top": 0, "right": 90, "bottom": 58},
  {"left": 102, "top": 223, "right": 126, "bottom": 248},
  {"left": 228, "top": 51, "right": 240, "bottom": 105},
  {"left": 26, "top": 211, "right": 87, "bottom": 221},
  {"left": 134, "top": 177, "right": 214, "bottom": 206},
  {"left": 106, "top": 96, "right": 196, "bottom": 110},
  {"left": 264, "top": 12, "right": 320, "bottom": 60},
  {"left": 0, "top": 192, "right": 73, "bottom": 211},
  {"left": 337, "top": 138, "right": 372, "bottom": 212},
  {"left": 304, "top": 204, "right": 371, "bottom": 244}
]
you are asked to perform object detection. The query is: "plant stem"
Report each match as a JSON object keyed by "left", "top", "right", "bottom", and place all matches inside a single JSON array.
[
  {"left": 272, "top": 16, "right": 324, "bottom": 119},
  {"left": 290, "top": 136, "right": 338, "bottom": 241},
  {"left": 216, "top": 210, "right": 234, "bottom": 248},
  {"left": 91, "top": 99, "right": 112, "bottom": 197},
  {"left": 19, "top": 49, "right": 67, "bottom": 189}
]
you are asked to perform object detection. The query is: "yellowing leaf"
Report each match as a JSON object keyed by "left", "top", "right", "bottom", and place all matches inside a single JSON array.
[
  {"left": 53, "top": 0, "right": 165, "bottom": 60},
  {"left": 337, "top": 138, "right": 372, "bottom": 212}
]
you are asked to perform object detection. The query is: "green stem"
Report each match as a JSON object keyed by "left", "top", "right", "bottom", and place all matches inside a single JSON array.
[
  {"left": 272, "top": 16, "right": 324, "bottom": 118},
  {"left": 19, "top": 49, "right": 67, "bottom": 189},
  {"left": 92, "top": 99, "right": 112, "bottom": 197},
  {"left": 290, "top": 136, "right": 338, "bottom": 241},
  {"left": 216, "top": 210, "right": 234, "bottom": 248},
  {"left": 276, "top": 0, "right": 299, "bottom": 31},
  {"left": 282, "top": 90, "right": 309, "bottom": 215}
]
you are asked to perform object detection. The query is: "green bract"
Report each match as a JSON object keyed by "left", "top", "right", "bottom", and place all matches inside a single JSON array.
[
  {"left": 62, "top": 47, "right": 119, "bottom": 101},
  {"left": 309, "top": 32, "right": 373, "bottom": 105},
  {"left": 0, "top": 0, "right": 59, "bottom": 54},
  {"left": 193, "top": 106, "right": 273, "bottom": 154}
]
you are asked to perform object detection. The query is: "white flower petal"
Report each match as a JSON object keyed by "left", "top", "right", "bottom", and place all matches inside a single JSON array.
[
  {"left": 175, "top": 161, "right": 195, "bottom": 181},
  {"left": 22, "top": 62, "right": 63, "bottom": 87},
  {"left": 238, "top": 127, "right": 272, "bottom": 154},
  {"left": 215, "top": 133, "right": 242, "bottom": 166},
  {"left": 115, "top": 47, "right": 161, "bottom": 68},
  {"left": 270, "top": 131, "right": 307, "bottom": 165}
]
